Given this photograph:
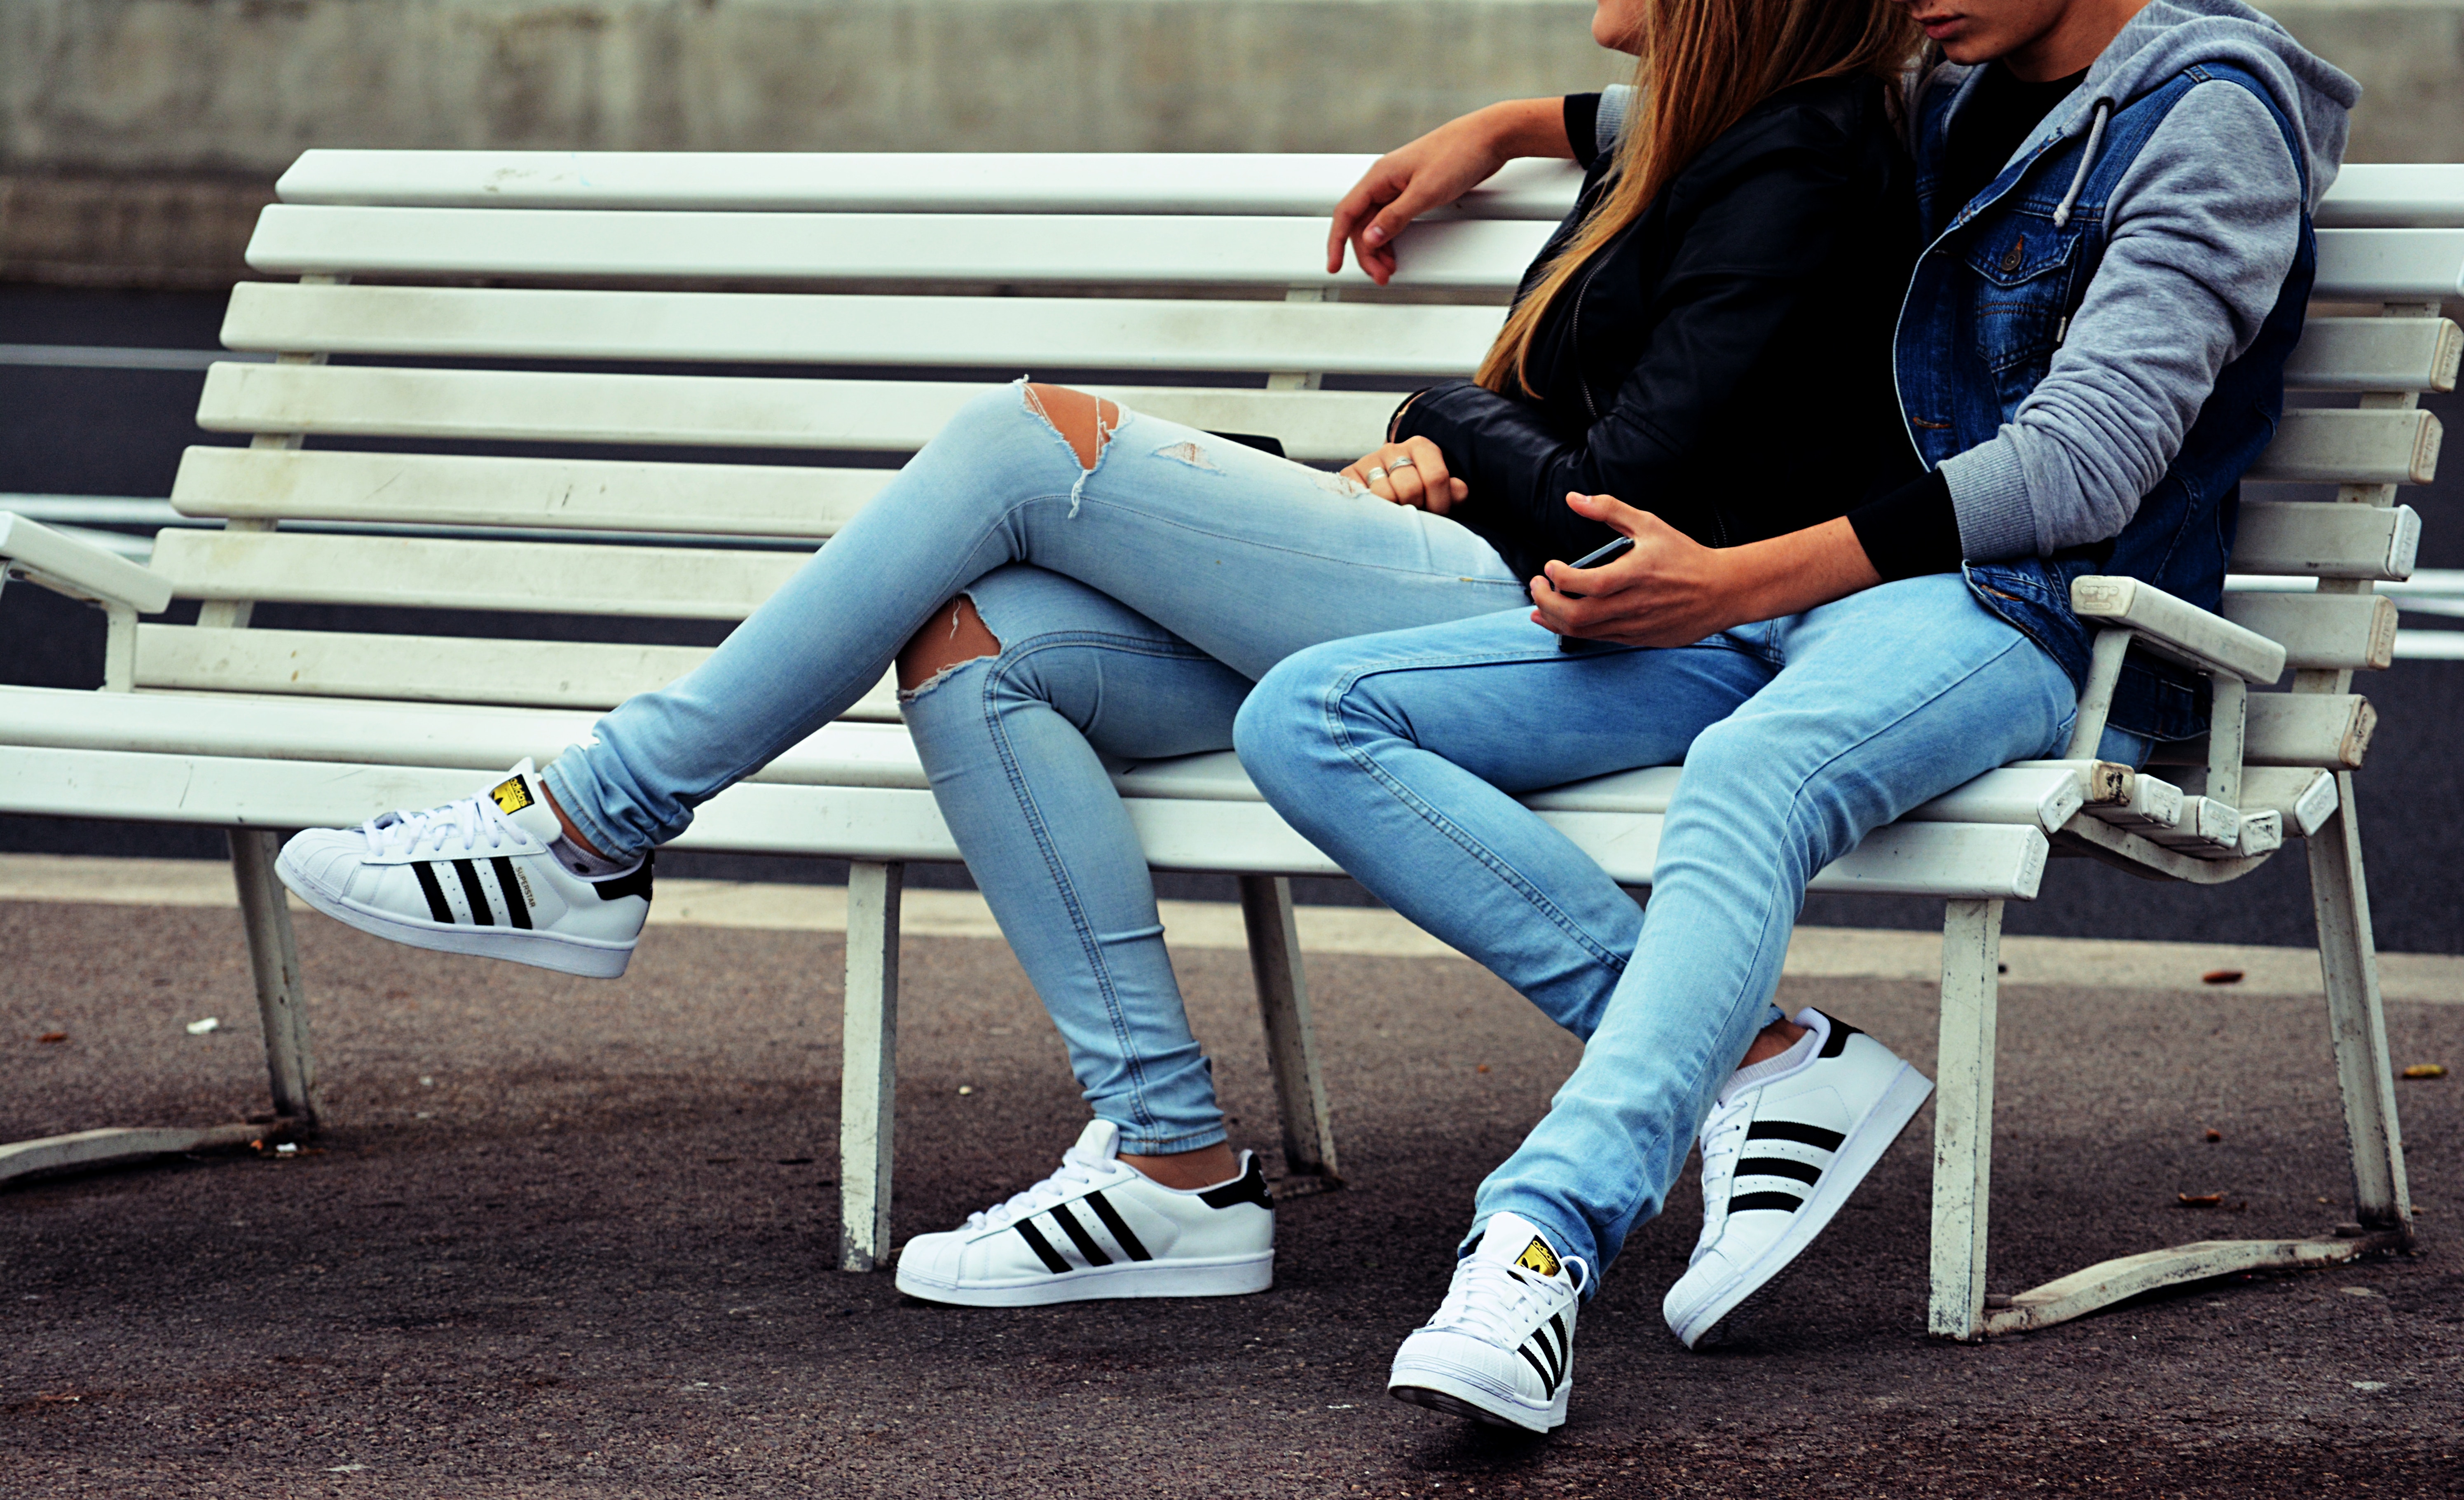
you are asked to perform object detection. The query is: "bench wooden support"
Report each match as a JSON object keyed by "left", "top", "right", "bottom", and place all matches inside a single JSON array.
[
  {"left": 839, "top": 860, "right": 903, "bottom": 1272},
  {"left": 1238, "top": 875, "right": 1340, "bottom": 1189},
  {"left": 2307, "top": 777, "right": 2414, "bottom": 1233},
  {"left": 230, "top": 828, "right": 321, "bottom": 1125}
]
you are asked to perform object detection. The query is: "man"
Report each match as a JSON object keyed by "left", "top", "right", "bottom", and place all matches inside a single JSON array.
[{"left": 1238, "top": 0, "right": 2355, "bottom": 1432}]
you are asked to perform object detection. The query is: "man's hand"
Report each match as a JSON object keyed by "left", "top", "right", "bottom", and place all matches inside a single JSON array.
[
  {"left": 1341, "top": 436, "right": 1469, "bottom": 515},
  {"left": 1529, "top": 493, "right": 1885, "bottom": 646},
  {"left": 1328, "top": 98, "right": 1571, "bottom": 285}
]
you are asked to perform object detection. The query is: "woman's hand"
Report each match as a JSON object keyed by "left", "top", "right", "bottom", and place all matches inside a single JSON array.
[
  {"left": 1341, "top": 436, "right": 1469, "bottom": 515},
  {"left": 1328, "top": 98, "right": 1572, "bottom": 285},
  {"left": 1528, "top": 494, "right": 1883, "bottom": 646}
]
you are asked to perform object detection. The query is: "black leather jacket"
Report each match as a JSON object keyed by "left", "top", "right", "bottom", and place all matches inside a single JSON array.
[{"left": 1397, "top": 75, "right": 1922, "bottom": 581}]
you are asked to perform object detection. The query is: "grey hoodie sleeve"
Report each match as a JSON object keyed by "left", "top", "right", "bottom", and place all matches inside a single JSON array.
[
  {"left": 1597, "top": 84, "right": 1633, "bottom": 159},
  {"left": 1938, "top": 81, "right": 2304, "bottom": 560}
]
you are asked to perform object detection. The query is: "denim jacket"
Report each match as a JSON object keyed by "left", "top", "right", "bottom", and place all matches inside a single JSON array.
[{"left": 1898, "top": 62, "right": 2315, "bottom": 741}]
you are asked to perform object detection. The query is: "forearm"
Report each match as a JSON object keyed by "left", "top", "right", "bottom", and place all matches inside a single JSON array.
[
  {"left": 1723, "top": 517, "right": 1883, "bottom": 624},
  {"left": 1479, "top": 96, "right": 1578, "bottom": 160}
]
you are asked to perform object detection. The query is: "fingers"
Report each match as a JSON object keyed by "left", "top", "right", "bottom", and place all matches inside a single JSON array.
[
  {"left": 1562, "top": 489, "right": 1650, "bottom": 537},
  {"left": 1329, "top": 162, "right": 1408, "bottom": 278}
]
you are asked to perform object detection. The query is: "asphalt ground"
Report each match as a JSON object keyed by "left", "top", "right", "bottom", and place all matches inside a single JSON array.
[{"left": 6, "top": 899, "right": 2459, "bottom": 1497}]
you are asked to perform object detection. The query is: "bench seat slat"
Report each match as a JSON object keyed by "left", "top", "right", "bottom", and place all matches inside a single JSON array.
[
  {"left": 2220, "top": 592, "right": 2401, "bottom": 671},
  {"left": 2279, "top": 318, "right": 2460, "bottom": 393},
  {"left": 171, "top": 448, "right": 887, "bottom": 536},
  {"left": 130, "top": 625, "right": 903, "bottom": 721},
  {"left": 0, "top": 743, "right": 2046, "bottom": 897},
  {"left": 193, "top": 363, "right": 1396, "bottom": 464},
  {"left": 2229, "top": 501, "right": 2419, "bottom": 579},
  {"left": 220, "top": 282, "right": 1506, "bottom": 376},
  {"left": 244, "top": 204, "right": 1554, "bottom": 291},
  {"left": 148, "top": 530, "right": 809, "bottom": 617}
]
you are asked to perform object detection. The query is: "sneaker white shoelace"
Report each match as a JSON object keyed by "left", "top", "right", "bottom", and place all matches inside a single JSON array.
[
  {"left": 1427, "top": 1256, "right": 1589, "bottom": 1345},
  {"left": 362, "top": 795, "right": 522, "bottom": 860},
  {"left": 962, "top": 1146, "right": 1113, "bottom": 1232},
  {"left": 1688, "top": 1094, "right": 1754, "bottom": 1267}
]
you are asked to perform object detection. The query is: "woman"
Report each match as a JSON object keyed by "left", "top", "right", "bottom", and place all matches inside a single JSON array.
[{"left": 275, "top": 0, "right": 1921, "bottom": 1323}]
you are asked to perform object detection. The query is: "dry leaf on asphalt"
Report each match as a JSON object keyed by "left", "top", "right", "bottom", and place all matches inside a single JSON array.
[
  {"left": 2202, "top": 968, "right": 2245, "bottom": 985},
  {"left": 2400, "top": 1063, "right": 2448, "bottom": 1079},
  {"left": 2178, "top": 1191, "right": 2227, "bottom": 1207}
]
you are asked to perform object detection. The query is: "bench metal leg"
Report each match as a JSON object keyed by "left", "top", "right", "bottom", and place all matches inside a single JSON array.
[
  {"left": 1237, "top": 875, "right": 1340, "bottom": 1187},
  {"left": 2306, "top": 774, "right": 2413, "bottom": 1236},
  {"left": 230, "top": 828, "right": 319, "bottom": 1125},
  {"left": 839, "top": 861, "right": 903, "bottom": 1272},
  {"left": 1929, "top": 897, "right": 2003, "bottom": 1341},
  {"left": 1928, "top": 853, "right": 2412, "bottom": 1340}
]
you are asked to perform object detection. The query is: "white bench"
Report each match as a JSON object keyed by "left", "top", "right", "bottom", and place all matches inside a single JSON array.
[{"left": 0, "top": 152, "right": 2452, "bottom": 1336}]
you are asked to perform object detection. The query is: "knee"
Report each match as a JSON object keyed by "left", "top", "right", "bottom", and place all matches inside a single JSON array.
[
  {"left": 897, "top": 594, "right": 1002, "bottom": 693},
  {"left": 1021, "top": 382, "right": 1120, "bottom": 470},
  {"left": 1234, "top": 647, "right": 1351, "bottom": 793}
]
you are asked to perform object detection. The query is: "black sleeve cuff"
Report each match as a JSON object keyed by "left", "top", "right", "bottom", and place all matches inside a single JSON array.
[
  {"left": 1846, "top": 469, "right": 1963, "bottom": 582},
  {"left": 1565, "top": 94, "right": 1603, "bottom": 170}
]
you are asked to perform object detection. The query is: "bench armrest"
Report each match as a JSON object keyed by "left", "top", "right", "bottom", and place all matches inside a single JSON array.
[
  {"left": 0, "top": 512, "right": 173, "bottom": 615},
  {"left": 2069, "top": 576, "right": 2286, "bottom": 684}
]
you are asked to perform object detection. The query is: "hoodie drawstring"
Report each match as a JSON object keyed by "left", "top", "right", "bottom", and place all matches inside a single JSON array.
[{"left": 2052, "top": 98, "right": 2114, "bottom": 229}]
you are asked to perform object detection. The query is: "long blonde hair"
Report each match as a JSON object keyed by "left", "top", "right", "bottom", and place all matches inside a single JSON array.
[{"left": 1476, "top": 0, "right": 1918, "bottom": 396}]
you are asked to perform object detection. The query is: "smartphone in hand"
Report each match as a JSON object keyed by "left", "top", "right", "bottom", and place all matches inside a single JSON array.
[
  {"left": 1553, "top": 534, "right": 1634, "bottom": 653},
  {"left": 1555, "top": 535, "right": 1633, "bottom": 599}
]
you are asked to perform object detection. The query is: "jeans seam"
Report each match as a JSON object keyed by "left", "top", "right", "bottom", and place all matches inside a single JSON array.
[
  {"left": 968, "top": 632, "right": 1225, "bottom": 1141},
  {"left": 1316, "top": 651, "right": 1638, "bottom": 975}
]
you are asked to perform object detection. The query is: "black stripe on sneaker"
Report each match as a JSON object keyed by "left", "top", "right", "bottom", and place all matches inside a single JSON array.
[
  {"left": 1517, "top": 1343, "right": 1559, "bottom": 1395},
  {"left": 1047, "top": 1203, "right": 1113, "bottom": 1268},
  {"left": 411, "top": 862, "right": 455, "bottom": 924},
  {"left": 1818, "top": 1012, "right": 1864, "bottom": 1059},
  {"left": 1013, "top": 1219, "right": 1071, "bottom": 1275},
  {"left": 1747, "top": 1120, "right": 1845, "bottom": 1152},
  {"left": 1082, "top": 1191, "right": 1152, "bottom": 1261},
  {"left": 452, "top": 859, "right": 496, "bottom": 926},
  {"left": 490, "top": 857, "right": 533, "bottom": 929},
  {"left": 1727, "top": 1191, "right": 1808, "bottom": 1214},
  {"left": 1737, "top": 1155, "right": 1822, "bottom": 1185}
]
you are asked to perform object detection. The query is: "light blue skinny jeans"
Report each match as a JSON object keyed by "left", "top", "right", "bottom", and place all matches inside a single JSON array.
[
  {"left": 542, "top": 385, "right": 1527, "bottom": 1152},
  {"left": 1233, "top": 577, "right": 2120, "bottom": 1282}
]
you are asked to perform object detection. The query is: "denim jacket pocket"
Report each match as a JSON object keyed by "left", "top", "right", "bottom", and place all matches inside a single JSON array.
[{"left": 1964, "top": 225, "right": 2086, "bottom": 409}]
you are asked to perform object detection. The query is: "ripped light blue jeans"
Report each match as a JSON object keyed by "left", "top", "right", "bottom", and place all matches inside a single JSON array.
[
  {"left": 543, "top": 385, "right": 1526, "bottom": 1152},
  {"left": 1234, "top": 578, "right": 2114, "bottom": 1279}
]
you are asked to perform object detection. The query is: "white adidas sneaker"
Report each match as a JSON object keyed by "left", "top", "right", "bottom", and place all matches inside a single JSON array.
[
  {"left": 893, "top": 1120, "right": 1275, "bottom": 1307},
  {"left": 1661, "top": 1008, "right": 1932, "bottom": 1348},
  {"left": 275, "top": 760, "right": 651, "bottom": 979},
  {"left": 1389, "top": 1213, "right": 1588, "bottom": 1434}
]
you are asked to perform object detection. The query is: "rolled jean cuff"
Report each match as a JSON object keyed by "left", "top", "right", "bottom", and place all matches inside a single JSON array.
[
  {"left": 1110, "top": 1119, "right": 1230, "bottom": 1157},
  {"left": 539, "top": 756, "right": 643, "bottom": 863}
]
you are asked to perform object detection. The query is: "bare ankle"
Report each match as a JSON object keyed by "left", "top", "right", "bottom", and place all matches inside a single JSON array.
[
  {"left": 1121, "top": 1140, "right": 1241, "bottom": 1192},
  {"left": 1739, "top": 1019, "right": 1809, "bottom": 1068},
  {"left": 541, "top": 784, "right": 609, "bottom": 862}
]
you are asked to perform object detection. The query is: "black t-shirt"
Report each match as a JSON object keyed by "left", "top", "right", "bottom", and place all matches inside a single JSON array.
[
  {"left": 1847, "top": 62, "right": 2090, "bottom": 580},
  {"left": 1938, "top": 63, "right": 2092, "bottom": 216}
]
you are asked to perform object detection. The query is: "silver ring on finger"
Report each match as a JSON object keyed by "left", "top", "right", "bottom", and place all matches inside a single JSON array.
[
  {"left": 1386, "top": 454, "right": 1418, "bottom": 472},
  {"left": 1364, "top": 466, "right": 1388, "bottom": 483}
]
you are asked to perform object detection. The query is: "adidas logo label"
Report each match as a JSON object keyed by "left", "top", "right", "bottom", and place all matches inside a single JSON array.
[
  {"left": 1515, "top": 1236, "right": 1561, "bottom": 1279},
  {"left": 489, "top": 775, "right": 535, "bottom": 816}
]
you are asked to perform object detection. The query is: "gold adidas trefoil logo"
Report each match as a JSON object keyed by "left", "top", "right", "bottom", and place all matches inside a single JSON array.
[
  {"left": 489, "top": 776, "right": 534, "bottom": 816},
  {"left": 1515, "top": 1237, "right": 1561, "bottom": 1279}
]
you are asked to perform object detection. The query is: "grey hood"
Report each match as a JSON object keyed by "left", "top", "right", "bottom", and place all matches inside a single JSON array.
[{"left": 1922, "top": 0, "right": 2359, "bottom": 210}]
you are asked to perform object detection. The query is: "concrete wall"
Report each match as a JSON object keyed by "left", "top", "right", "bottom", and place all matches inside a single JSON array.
[{"left": 3, "top": 0, "right": 2460, "bottom": 285}]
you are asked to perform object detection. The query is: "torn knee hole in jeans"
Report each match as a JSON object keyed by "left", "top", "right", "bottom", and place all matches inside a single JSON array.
[
  {"left": 1020, "top": 381, "right": 1121, "bottom": 515},
  {"left": 896, "top": 593, "right": 1003, "bottom": 700}
]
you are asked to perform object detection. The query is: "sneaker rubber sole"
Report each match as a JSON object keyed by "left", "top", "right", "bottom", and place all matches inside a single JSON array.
[
  {"left": 276, "top": 849, "right": 637, "bottom": 979},
  {"left": 1389, "top": 1355, "right": 1567, "bottom": 1434},
  {"left": 893, "top": 1251, "right": 1273, "bottom": 1308},
  {"left": 1668, "top": 1063, "right": 1935, "bottom": 1349}
]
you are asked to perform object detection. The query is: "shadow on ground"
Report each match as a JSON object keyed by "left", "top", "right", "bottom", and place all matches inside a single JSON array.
[{"left": 5, "top": 901, "right": 2459, "bottom": 1497}]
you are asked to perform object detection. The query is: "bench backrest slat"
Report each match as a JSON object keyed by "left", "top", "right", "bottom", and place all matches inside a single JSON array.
[
  {"left": 218, "top": 282, "right": 1509, "bottom": 376},
  {"left": 2232, "top": 501, "right": 2419, "bottom": 579}
]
